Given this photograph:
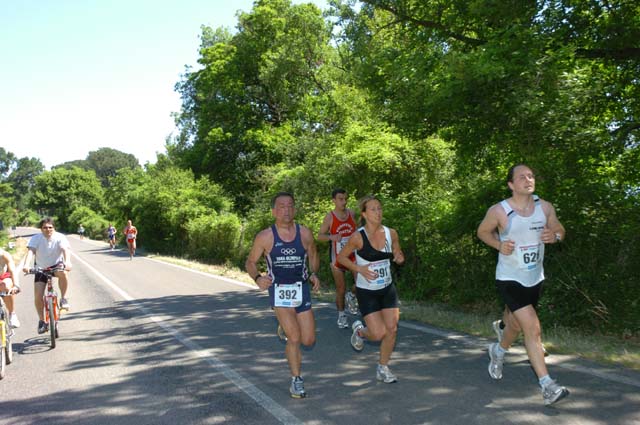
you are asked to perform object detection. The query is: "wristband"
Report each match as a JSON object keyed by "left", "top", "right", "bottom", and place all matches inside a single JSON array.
[{"left": 253, "top": 274, "right": 262, "bottom": 283}]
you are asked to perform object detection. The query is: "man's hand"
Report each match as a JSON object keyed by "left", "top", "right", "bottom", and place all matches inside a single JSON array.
[{"left": 255, "top": 275, "right": 273, "bottom": 291}]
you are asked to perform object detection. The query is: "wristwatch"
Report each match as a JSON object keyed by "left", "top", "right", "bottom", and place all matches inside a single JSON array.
[{"left": 554, "top": 233, "right": 562, "bottom": 242}]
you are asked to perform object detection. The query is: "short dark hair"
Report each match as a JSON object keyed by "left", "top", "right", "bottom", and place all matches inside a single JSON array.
[
  {"left": 271, "top": 191, "right": 295, "bottom": 208},
  {"left": 506, "top": 163, "right": 534, "bottom": 184},
  {"left": 331, "top": 188, "right": 347, "bottom": 198},
  {"left": 39, "top": 217, "right": 55, "bottom": 228}
]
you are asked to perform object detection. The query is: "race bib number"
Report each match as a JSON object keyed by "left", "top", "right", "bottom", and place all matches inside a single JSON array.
[
  {"left": 336, "top": 235, "right": 350, "bottom": 254},
  {"left": 274, "top": 282, "right": 303, "bottom": 307},
  {"left": 517, "top": 243, "right": 541, "bottom": 270},
  {"left": 367, "top": 260, "right": 392, "bottom": 286}
]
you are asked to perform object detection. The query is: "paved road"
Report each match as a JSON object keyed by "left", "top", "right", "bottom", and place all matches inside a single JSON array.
[{"left": 1, "top": 227, "right": 639, "bottom": 424}]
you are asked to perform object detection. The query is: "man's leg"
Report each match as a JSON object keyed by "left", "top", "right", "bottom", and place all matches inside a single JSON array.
[
  {"left": 512, "top": 305, "right": 547, "bottom": 378},
  {"left": 332, "top": 266, "right": 346, "bottom": 312},
  {"left": 34, "top": 282, "right": 45, "bottom": 321},
  {"left": 55, "top": 271, "right": 69, "bottom": 300}
]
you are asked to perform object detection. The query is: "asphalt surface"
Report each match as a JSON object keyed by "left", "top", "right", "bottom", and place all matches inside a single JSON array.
[{"left": 1, "top": 227, "right": 639, "bottom": 425}]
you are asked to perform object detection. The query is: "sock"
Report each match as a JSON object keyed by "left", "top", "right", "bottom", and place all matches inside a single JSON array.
[
  {"left": 496, "top": 344, "right": 507, "bottom": 356},
  {"left": 539, "top": 375, "right": 552, "bottom": 388},
  {"left": 338, "top": 310, "right": 345, "bottom": 318}
]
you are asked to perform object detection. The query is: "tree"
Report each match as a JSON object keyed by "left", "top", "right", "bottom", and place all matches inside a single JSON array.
[{"left": 30, "top": 167, "right": 105, "bottom": 230}]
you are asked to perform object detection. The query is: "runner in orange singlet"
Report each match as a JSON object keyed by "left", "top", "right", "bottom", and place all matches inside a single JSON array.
[
  {"left": 318, "top": 188, "right": 358, "bottom": 328},
  {"left": 123, "top": 220, "right": 138, "bottom": 260}
]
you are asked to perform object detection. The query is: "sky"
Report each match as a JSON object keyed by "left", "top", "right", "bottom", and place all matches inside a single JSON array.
[{"left": 1, "top": 0, "right": 328, "bottom": 170}]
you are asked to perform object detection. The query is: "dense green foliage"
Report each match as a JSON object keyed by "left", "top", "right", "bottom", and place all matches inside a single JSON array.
[{"left": 3, "top": 0, "right": 638, "bottom": 336}]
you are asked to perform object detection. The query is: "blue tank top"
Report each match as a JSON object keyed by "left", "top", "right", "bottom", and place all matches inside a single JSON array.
[{"left": 267, "top": 223, "right": 309, "bottom": 285}]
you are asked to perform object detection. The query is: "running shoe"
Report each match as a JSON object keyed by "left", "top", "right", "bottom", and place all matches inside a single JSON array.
[
  {"left": 60, "top": 298, "right": 70, "bottom": 310},
  {"left": 492, "top": 320, "right": 503, "bottom": 343},
  {"left": 277, "top": 324, "right": 287, "bottom": 341},
  {"left": 488, "top": 342, "right": 504, "bottom": 380},
  {"left": 351, "top": 320, "right": 364, "bottom": 351},
  {"left": 542, "top": 379, "right": 569, "bottom": 406},
  {"left": 9, "top": 312, "right": 20, "bottom": 328},
  {"left": 345, "top": 291, "right": 359, "bottom": 315},
  {"left": 337, "top": 314, "right": 349, "bottom": 329},
  {"left": 290, "top": 376, "right": 307, "bottom": 399},
  {"left": 376, "top": 364, "right": 398, "bottom": 383},
  {"left": 37, "top": 320, "right": 48, "bottom": 334}
]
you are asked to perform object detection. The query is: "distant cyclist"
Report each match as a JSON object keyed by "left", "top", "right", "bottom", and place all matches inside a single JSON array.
[
  {"left": 22, "top": 218, "right": 72, "bottom": 334},
  {"left": 0, "top": 247, "right": 21, "bottom": 328},
  {"left": 123, "top": 220, "right": 137, "bottom": 260},
  {"left": 107, "top": 223, "right": 117, "bottom": 250}
]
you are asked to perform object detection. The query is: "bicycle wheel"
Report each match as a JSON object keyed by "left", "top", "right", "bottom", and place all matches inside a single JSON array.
[
  {"left": 4, "top": 320, "right": 12, "bottom": 365},
  {"left": 48, "top": 298, "right": 56, "bottom": 349},
  {"left": 0, "top": 321, "right": 5, "bottom": 379}
]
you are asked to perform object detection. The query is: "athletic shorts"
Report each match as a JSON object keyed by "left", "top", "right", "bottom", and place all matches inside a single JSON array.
[
  {"left": 496, "top": 280, "right": 543, "bottom": 312},
  {"left": 356, "top": 283, "right": 399, "bottom": 318},
  {"left": 329, "top": 245, "right": 355, "bottom": 271},
  {"left": 109, "top": 234, "right": 116, "bottom": 240},
  {"left": 268, "top": 281, "right": 312, "bottom": 313},
  {"left": 34, "top": 262, "right": 65, "bottom": 284}
]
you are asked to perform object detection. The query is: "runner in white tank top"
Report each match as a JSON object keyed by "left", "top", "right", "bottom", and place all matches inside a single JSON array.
[{"left": 477, "top": 164, "right": 568, "bottom": 406}]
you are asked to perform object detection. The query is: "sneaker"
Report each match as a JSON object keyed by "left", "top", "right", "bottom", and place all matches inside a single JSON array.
[
  {"left": 492, "top": 320, "right": 503, "bottom": 343},
  {"left": 37, "top": 320, "right": 48, "bottom": 334},
  {"left": 345, "top": 291, "right": 359, "bottom": 315},
  {"left": 376, "top": 364, "right": 398, "bottom": 383},
  {"left": 488, "top": 342, "right": 504, "bottom": 380},
  {"left": 277, "top": 324, "right": 287, "bottom": 341},
  {"left": 542, "top": 379, "right": 569, "bottom": 406},
  {"left": 350, "top": 320, "right": 364, "bottom": 351},
  {"left": 9, "top": 312, "right": 20, "bottom": 328},
  {"left": 289, "top": 376, "right": 307, "bottom": 399},
  {"left": 337, "top": 314, "right": 349, "bottom": 329},
  {"left": 60, "top": 298, "right": 70, "bottom": 310}
]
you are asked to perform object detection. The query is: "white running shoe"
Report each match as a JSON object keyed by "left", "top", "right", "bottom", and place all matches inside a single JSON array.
[
  {"left": 542, "top": 379, "right": 569, "bottom": 406},
  {"left": 345, "top": 291, "right": 359, "bottom": 315},
  {"left": 488, "top": 342, "right": 504, "bottom": 380},
  {"left": 351, "top": 320, "right": 364, "bottom": 351},
  {"left": 376, "top": 364, "right": 398, "bottom": 383},
  {"left": 337, "top": 314, "right": 349, "bottom": 329},
  {"left": 277, "top": 324, "right": 287, "bottom": 341},
  {"left": 290, "top": 376, "right": 307, "bottom": 399},
  {"left": 9, "top": 312, "right": 20, "bottom": 328}
]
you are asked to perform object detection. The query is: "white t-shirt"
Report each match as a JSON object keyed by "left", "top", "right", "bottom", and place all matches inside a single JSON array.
[{"left": 27, "top": 232, "right": 71, "bottom": 268}]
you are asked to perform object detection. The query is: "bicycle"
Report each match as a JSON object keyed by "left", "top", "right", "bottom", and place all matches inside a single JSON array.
[
  {"left": 26, "top": 266, "right": 65, "bottom": 349},
  {"left": 0, "top": 294, "right": 15, "bottom": 379}
]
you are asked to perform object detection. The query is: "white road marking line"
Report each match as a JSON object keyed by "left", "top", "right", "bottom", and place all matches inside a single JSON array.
[{"left": 72, "top": 252, "right": 303, "bottom": 425}]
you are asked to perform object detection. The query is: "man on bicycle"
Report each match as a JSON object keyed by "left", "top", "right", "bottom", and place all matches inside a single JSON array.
[
  {"left": 22, "top": 218, "right": 72, "bottom": 334},
  {"left": 0, "top": 248, "right": 21, "bottom": 328}
]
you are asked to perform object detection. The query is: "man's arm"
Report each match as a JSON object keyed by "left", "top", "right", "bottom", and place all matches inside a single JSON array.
[
  {"left": 541, "top": 200, "right": 565, "bottom": 243},
  {"left": 477, "top": 204, "right": 516, "bottom": 256},
  {"left": 22, "top": 248, "right": 35, "bottom": 273},
  {"left": 317, "top": 212, "right": 340, "bottom": 243},
  {"left": 245, "top": 229, "right": 272, "bottom": 290}
]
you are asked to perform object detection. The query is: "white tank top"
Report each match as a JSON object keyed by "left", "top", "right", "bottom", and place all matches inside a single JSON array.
[{"left": 496, "top": 195, "right": 546, "bottom": 287}]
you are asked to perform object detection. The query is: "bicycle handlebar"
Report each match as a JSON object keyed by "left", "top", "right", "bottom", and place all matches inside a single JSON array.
[{"left": 25, "top": 266, "right": 66, "bottom": 275}]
